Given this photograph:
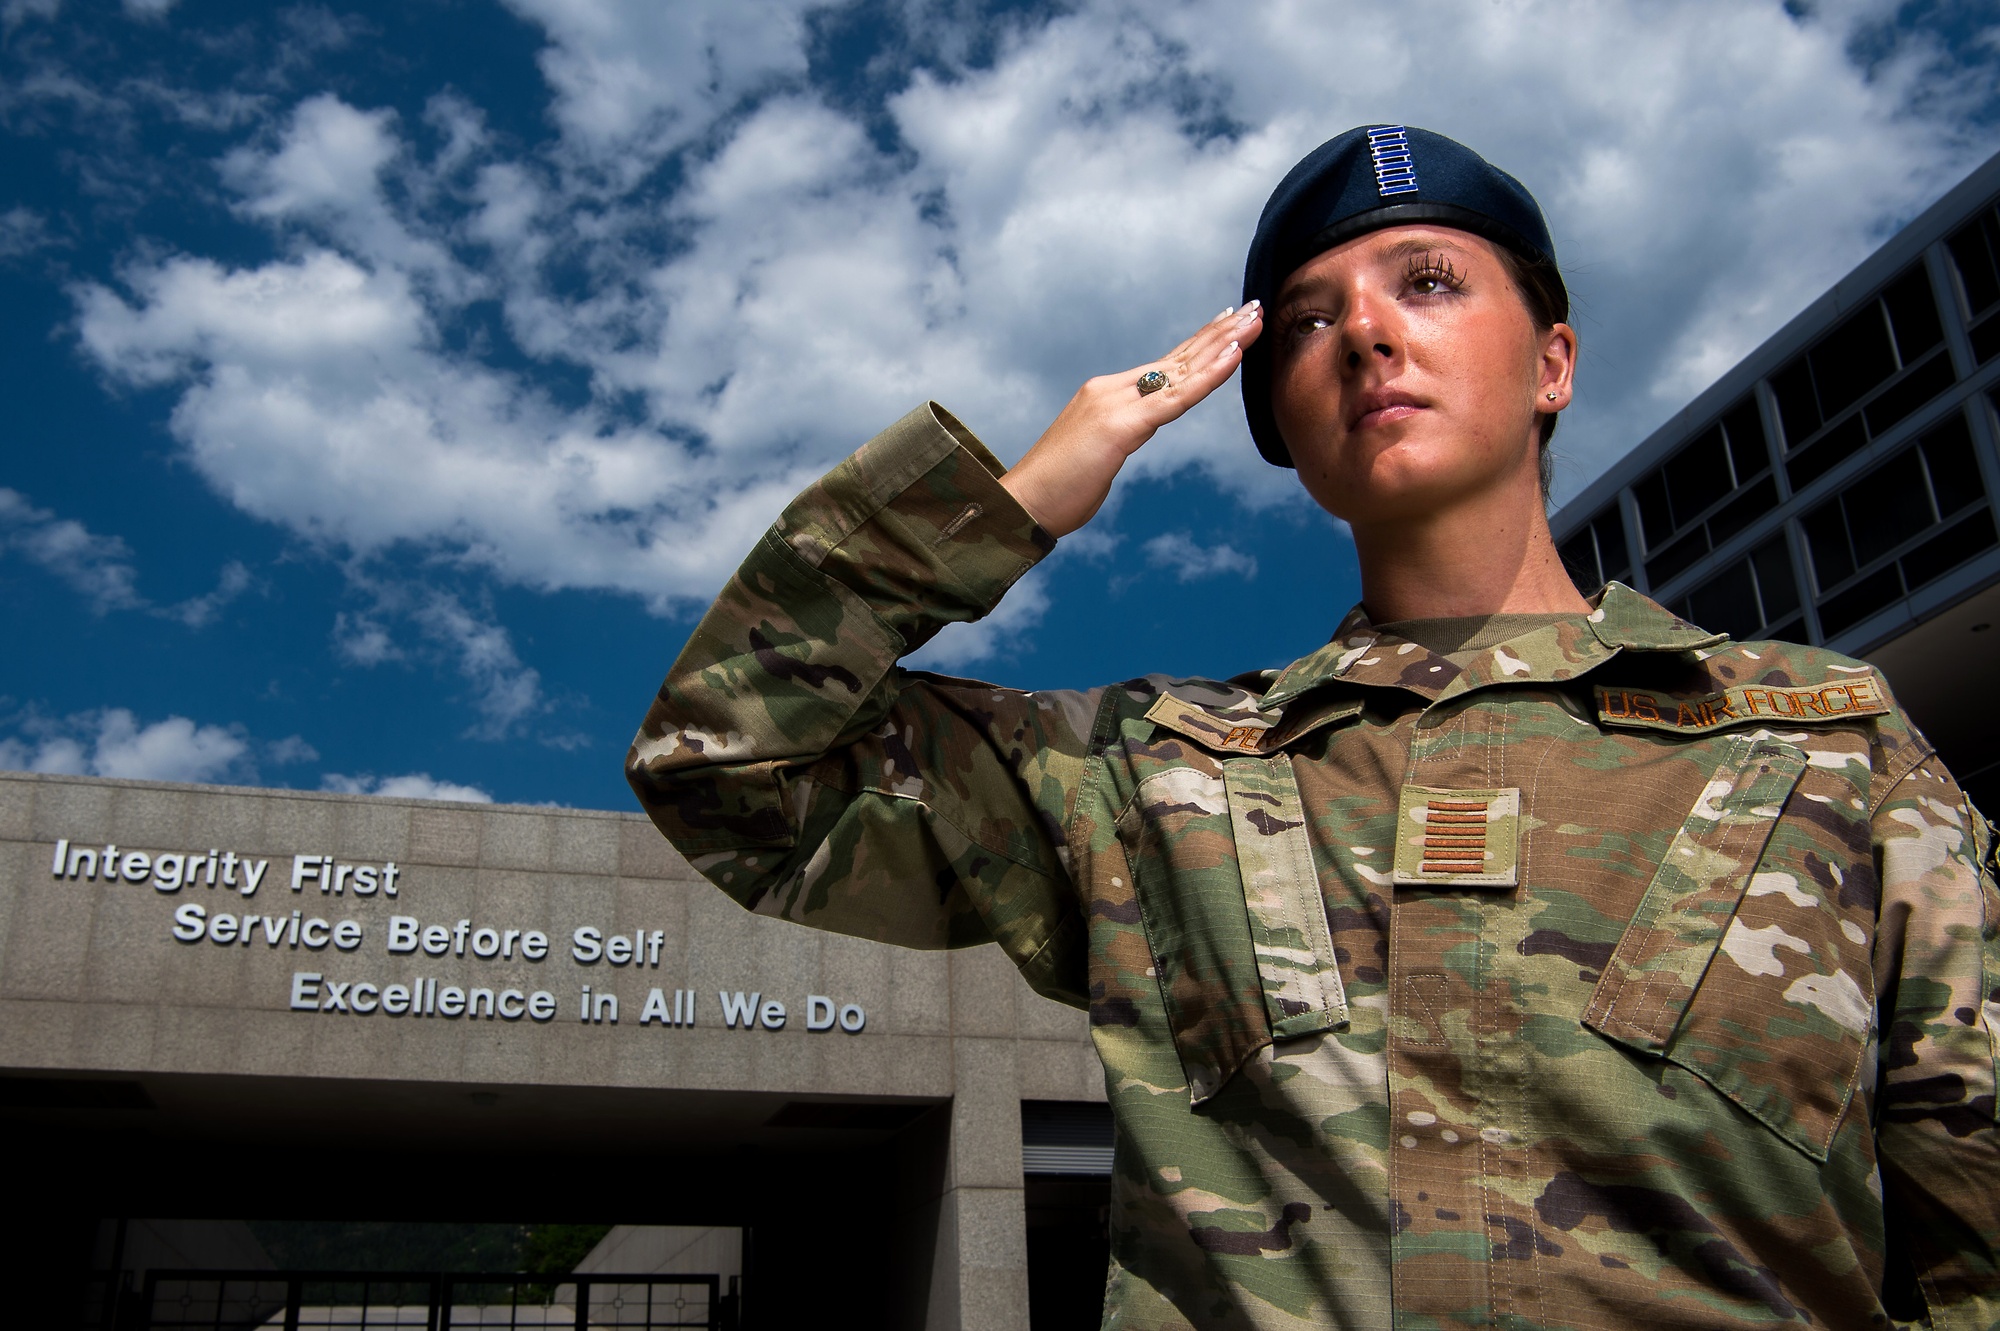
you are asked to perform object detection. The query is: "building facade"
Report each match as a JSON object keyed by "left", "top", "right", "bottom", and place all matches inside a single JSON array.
[
  {"left": 0, "top": 771, "right": 1110, "bottom": 1330},
  {"left": 1551, "top": 149, "right": 2000, "bottom": 809}
]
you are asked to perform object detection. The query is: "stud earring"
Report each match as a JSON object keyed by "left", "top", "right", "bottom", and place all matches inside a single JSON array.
[{"left": 1546, "top": 392, "right": 1558, "bottom": 401}]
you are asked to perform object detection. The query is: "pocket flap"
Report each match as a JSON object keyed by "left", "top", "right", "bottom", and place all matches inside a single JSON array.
[
  {"left": 1120, "top": 754, "right": 1349, "bottom": 1109},
  {"left": 1581, "top": 735, "right": 1878, "bottom": 1161},
  {"left": 1584, "top": 736, "right": 1807, "bottom": 1051}
]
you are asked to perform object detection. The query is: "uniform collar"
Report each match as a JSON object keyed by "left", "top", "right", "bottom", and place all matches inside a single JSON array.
[{"left": 1259, "top": 582, "right": 1725, "bottom": 709}]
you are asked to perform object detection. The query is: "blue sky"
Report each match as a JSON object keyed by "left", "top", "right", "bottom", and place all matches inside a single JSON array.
[{"left": 2, "top": 0, "right": 1997, "bottom": 810}]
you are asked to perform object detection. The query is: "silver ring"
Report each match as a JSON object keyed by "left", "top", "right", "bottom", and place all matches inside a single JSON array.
[{"left": 1136, "top": 370, "right": 1169, "bottom": 396}]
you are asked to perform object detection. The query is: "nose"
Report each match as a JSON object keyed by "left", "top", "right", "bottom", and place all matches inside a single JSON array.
[{"left": 1339, "top": 289, "right": 1400, "bottom": 374}]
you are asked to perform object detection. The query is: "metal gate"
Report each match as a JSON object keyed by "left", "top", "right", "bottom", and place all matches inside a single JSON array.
[{"left": 137, "top": 1270, "right": 731, "bottom": 1331}]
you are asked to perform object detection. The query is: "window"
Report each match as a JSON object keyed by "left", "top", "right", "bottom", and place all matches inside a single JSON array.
[
  {"left": 1802, "top": 412, "right": 1996, "bottom": 637},
  {"left": 1629, "top": 395, "right": 1774, "bottom": 588},
  {"left": 1946, "top": 200, "right": 2000, "bottom": 365},
  {"left": 1557, "top": 502, "right": 1631, "bottom": 595},
  {"left": 1770, "top": 264, "right": 1953, "bottom": 491},
  {"left": 1670, "top": 535, "right": 1802, "bottom": 642}
]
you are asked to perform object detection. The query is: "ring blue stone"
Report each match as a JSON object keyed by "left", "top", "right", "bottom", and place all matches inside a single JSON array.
[{"left": 1136, "top": 371, "right": 1168, "bottom": 395}]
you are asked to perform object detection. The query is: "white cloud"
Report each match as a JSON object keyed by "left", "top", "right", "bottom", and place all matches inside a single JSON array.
[
  {"left": 122, "top": 0, "right": 177, "bottom": 19},
  {"left": 413, "top": 594, "right": 545, "bottom": 739},
  {"left": 267, "top": 734, "right": 319, "bottom": 765},
  {"left": 320, "top": 771, "right": 494, "bottom": 802},
  {"left": 0, "top": 708, "right": 249, "bottom": 783},
  {"left": 0, "top": 488, "right": 250, "bottom": 626},
  {"left": 61, "top": 0, "right": 2000, "bottom": 674},
  {"left": 224, "top": 94, "right": 467, "bottom": 294},
  {"left": 333, "top": 611, "right": 400, "bottom": 665},
  {"left": 1143, "top": 531, "right": 1258, "bottom": 582},
  {"left": 0, "top": 488, "right": 144, "bottom": 613},
  {"left": 497, "top": 0, "right": 819, "bottom": 171},
  {"left": 1, "top": 0, "right": 59, "bottom": 29},
  {"left": 0, "top": 206, "right": 58, "bottom": 259},
  {"left": 167, "top": 560, "right": 251, "bottom": 628}
]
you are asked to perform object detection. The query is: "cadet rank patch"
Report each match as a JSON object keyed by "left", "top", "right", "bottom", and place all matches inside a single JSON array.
[
  {"left": 1391, "top": 786, "right": 1520, "bottom": 887},
  {"left": 1595, "top": 675, "right": 1890, "bottom": 735}
]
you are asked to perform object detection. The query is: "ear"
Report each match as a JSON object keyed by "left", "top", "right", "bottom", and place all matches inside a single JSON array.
[{"left": 1535, "top": 322, "right": 1578, "bottom": 415}]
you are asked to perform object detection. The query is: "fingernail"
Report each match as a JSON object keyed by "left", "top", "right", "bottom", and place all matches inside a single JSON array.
[
  {"left": 1214, "top": 306, "right": 1235, "bottom": 322},
  {"left": 1221, "top": 340, "right": 1240, "bottom": 358},
  {"left": 1241, "top": 299, "right": 1261, "bottom": 314}
]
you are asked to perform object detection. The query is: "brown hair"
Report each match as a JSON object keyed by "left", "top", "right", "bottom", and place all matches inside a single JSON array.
[{"left": 1494, "top": 246, "right": 1569, "bottom": 496}]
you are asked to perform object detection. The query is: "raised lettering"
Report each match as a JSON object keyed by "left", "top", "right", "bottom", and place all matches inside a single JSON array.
[
  {"left": 719, "top": 990, "right": 760, "bottom": 1028},
  {"left": 387, "top": 916, "right": 419, "bottom": 954},
  {"left": 172, "top": 902, "right": 206, "bottom": 941}
]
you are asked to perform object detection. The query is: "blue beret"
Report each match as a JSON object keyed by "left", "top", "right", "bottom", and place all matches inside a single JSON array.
[{"left": 1240, "top": 125, "right": 1559, "bottom": 467}]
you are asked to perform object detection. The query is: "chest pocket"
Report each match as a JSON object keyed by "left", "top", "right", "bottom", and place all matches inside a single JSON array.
[
  {"left": 1583, "top": 731, "right": 1877, "bottom": 1160},
  {"left": 1117, "top": 695, "right": 1357, "bottom": 1106}
]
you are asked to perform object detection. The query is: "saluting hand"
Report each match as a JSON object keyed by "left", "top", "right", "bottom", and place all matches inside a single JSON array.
[{"left": 1000, "top": 302, "right": 1265, "bottom": 538}]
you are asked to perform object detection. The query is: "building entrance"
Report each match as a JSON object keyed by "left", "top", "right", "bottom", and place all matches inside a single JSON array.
[{"left": 1, "top": 772, "right": 1111, "bottom": 1330}]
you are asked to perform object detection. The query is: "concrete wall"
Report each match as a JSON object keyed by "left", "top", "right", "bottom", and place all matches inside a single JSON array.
[{"left": 0, "top": 771, "right": 1103, "bottom": 1331}]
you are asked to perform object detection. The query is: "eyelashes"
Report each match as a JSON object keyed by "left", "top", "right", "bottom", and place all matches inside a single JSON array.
[
  {"left": 1404, "top": 251, "right": 1464, "bottom": 293},
  {"left": 1280, "top": 252, "right": 1468, "bottom": 345}
]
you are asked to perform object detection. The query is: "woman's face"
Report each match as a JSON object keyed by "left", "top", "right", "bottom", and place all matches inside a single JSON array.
[{"left": 1268, "top": 224, "right": 1572, "bottom": 528}]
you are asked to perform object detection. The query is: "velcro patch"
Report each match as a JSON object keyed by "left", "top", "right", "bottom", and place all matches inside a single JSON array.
[
  {"left": 1144, "top": 693, "right": 1363, "bottom": 754},
  {"left": 1391, "top": 787, "right": 1520, "bottom": 888},
  {"left": 1596, "top": 676, "right": 1890, "bottom": 734}
]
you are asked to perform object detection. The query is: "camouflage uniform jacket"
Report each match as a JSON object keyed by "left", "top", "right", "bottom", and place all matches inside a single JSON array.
[{"left": 628, "top": 403, "right": 2000, "bottom": 1330}]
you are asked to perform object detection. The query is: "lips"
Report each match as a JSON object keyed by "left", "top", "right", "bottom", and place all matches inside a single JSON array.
[{"left": 1349, "top": 388, "right": 1426, "bottom": 431}]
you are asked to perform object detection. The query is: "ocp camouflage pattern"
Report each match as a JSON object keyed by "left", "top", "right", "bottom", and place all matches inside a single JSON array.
[{"left": 628, "top": 403, "right": 2000, "bottom": 1329}]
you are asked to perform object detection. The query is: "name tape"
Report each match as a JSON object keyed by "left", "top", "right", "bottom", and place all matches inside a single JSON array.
[{"left": 1596, "top": 676, "right": 1889, "bottom": 734}]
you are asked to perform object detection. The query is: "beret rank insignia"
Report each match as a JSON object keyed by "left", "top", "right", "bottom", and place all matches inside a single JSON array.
[{"left": 1367, "top": 124, "right": 1419, "bottom": 197}]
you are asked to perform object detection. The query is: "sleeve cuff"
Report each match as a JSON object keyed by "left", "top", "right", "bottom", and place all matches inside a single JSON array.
[{"left": 774, "top": 401, "right": 1055, "bottom": 651}]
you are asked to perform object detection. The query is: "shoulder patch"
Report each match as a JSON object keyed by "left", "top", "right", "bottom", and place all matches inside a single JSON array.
[
  {"left": 1143, "top": 692, "right": 1364, "bottom": 754},
  {"left": 1596, "top": 675, "right": 1891, "bottom": 735}
]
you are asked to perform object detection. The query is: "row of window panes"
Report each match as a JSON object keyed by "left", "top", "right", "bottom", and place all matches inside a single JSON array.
[
  {"left": 1771, "top": 263, "right": 1951, "bottom": 492},
  {"left": 1560, "top": 209, "right": 2000, "bottom": 615},
  {"left": 1801, "top": 412, "right": 1997, "bottom": 637},
  {"left": 1669, "top": 534, "right": 1802, "bottom": 644},
  {"left": 1556, "top": 503, "right": 1631, "bottom": 595},
  {"left": 1632, "top": 396, "right": 1774, "bottom": 586},
  {"left": 1948, "top": 199, "right": 2000, "bottom": 365}
]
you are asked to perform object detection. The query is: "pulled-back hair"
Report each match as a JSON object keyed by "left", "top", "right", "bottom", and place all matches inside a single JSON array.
[{"left": 1494, "top": 246, "right": 1569, "bottom": 497}]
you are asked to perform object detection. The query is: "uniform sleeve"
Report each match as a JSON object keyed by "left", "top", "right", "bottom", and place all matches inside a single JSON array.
[
  {"left": 1871, "top": 750, "right": 2000, "bottom": 1327},
  {"left": 625, "top": 401, "right": 1096, "bottom": 1007}
]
